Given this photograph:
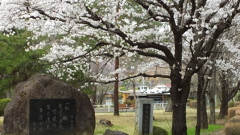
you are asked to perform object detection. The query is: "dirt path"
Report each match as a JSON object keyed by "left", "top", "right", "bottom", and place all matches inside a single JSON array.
[
  {"left": 210, "top": 130, "right": 225, "bottom": 135},
  {"left": 213, "top": 118, "right": 227, "bottom": 135}
]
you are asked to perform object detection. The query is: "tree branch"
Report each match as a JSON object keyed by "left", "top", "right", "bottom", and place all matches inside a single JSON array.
[
  {"left": 93, "top": 72, "right": 171, "bottom": 84},
  {"left": 58, "top": 42, "right": 109, "bottom": 63},
  {"left": 136, "top": 42, "right": 175, "bottom": 65},
  {"left": 135, "top": 0, "right": 170, "bottom": 22},
  {"left": 31, "top": 8, "right": 66, "bottom": 22},
  {"left": 157, "top": 0, "right": 177, "bottom": 32}
]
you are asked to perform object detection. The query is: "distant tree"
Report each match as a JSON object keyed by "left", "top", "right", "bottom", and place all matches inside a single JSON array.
[
  {"left": 213, "top": 26, "right": 240, "bottom": 119},
  {"left": 96, "top": 83, "right": 113, "bottom": 105}
]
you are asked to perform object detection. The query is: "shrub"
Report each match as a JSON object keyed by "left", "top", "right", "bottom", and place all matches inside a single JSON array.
[
  {"left": 124, "top": 100, "right": 135, "bottom": 105},
  {"left": 153, "top": 126, "right": 168, "bottom": 135},
  {"left": 234, "top": 101, "right": 240, "bottom": 107},
  {"left": 188, "top": 100, "right": 197, "bottom": 108},
  {"left": 228, "top": 107, "right": 240, "bottom": 120},
  {"left": 229, "top": 102, "right": 235, "bottom": 108},
  {"left": 225, "top": 116, "right": 240, "bottom": 135},
  {"left": 0, "top": 98, "right": 11, "bottom": 116},
  {"left": 237, "top": 95, "right": 240, "bottom": 101}
]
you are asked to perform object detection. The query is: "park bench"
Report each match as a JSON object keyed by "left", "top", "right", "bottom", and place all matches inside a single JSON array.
[{"left": 118, "top": 104, "right": 129, "bottom": 112}]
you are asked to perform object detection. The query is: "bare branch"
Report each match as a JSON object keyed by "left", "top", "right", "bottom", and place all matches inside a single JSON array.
[
  {"left": 31, "top": 8, "right": 66, "bottom": 22},
  {"left": 197, "top": 0, "right": 207, "bottom": 9},
  {"left": 156, "top": 0, "right": 179, "bottom": 33},
  {"left": 93, "top": 72, "right": 171, "bottom": 84},
  {"left": 58, "top": 42, "right": 109, "bottom": 63},
  {"left": 135, "top": 0, "right": 170, "bottom": 22}
]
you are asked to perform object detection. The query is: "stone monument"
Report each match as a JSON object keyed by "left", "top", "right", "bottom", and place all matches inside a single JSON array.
[
  {"left": 134, "top": 99, "right": 154, "bottom": 135},
  {"left": 3, "top": 73, "right": 95, "bottom": 135}
]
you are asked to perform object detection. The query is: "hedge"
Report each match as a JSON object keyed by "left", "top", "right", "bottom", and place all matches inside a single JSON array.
[
  {"left": 234, "top": 101, "right": 240, "bottom": 107},
  {"left": 0, "top": 98, "right": 11, "bottom": 116},
  {"left": 153, "top": 126, "right": 168, "bottom": 135}
]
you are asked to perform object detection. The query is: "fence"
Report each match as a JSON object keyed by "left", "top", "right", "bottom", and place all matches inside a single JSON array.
[{"left": 93, "top": 103, "right": 168, "bottom": 113}]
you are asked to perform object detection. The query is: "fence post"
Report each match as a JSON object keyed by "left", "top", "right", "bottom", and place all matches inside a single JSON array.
[{"left": 108, "top": 105, "right": 111, "bottom": 112}]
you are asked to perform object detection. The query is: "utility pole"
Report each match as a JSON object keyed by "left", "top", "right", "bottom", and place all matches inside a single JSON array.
[
  {"left": 113, "top": 1, "right": 120, "bottom": 116},
  {"left": 114, "top": 56, "right": 119, "bottom": 116}
]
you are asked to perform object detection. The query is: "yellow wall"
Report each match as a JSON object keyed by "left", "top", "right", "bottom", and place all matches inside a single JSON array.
[{"left": 121, "top": 93, "right": 130, "bottom": 103}]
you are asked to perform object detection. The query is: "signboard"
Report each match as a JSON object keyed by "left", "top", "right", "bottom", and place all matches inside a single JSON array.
[
  {"left": 29, "top": 99, "right": 76, "bottom": 135},
  {"left": 142, "top": 104, "right": 151, "bottom": 135}
]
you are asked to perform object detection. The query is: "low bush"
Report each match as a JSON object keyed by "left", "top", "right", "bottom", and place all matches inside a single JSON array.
[
  {"left": 225, "top": 116, "right": 240, "bottom": 135},
  {"left": 188, "top": 100, "right": 197, "bottom": 108},
  {"left": 0, "top": 98, "right": 11, "bottom": 116},
  {"left": 234, "top": 101, "right": 240, "bottom": 107},
  {"left": 124, "top": 100, "right": 135, "bottom": 105},
  {"left": 228, "top": 102, "right": 235, "bottom": 108},
  {"left": 153, "top": 126, "right": 168, "bottom": 135}
]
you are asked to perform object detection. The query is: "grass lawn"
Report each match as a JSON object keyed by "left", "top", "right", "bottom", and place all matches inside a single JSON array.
[
  {"left": 95, "top": 108, "right": 225, "bottom": 135},
  {"left": 0, "top": 108, "right": 225, "bottom": 135},
  {"left": 95, "top": 112, "right": 135, "bottom": 135},
  {"left": 0, "top": 117, "right": 3, "bottom": 132},
  {"left": 188, "top": 124, "right": 224, "bottom": 135}
]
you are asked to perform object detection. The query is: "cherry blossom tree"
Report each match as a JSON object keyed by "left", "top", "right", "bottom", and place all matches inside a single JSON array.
[
  {"left": 1, "top": 0, "right": 240, "bottom": 134},
  {"left": 214, "top": 26, "right": 240, "bottom": 119}
]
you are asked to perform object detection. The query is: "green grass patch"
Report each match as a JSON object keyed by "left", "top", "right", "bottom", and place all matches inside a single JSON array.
[
  {"left": 95, "top": 112, "right": 135, "bottom": 135},
  {"left": 95, "top": 109, "right": 200, "bottom": 135},
  {"left": 187, "top": 124, "right": 224, "bottom": 135},
  {"left": 201, "top": 125, "right": 224, "bottom": 134},
  {"left": 95, "top": 108, "right": 225, "bottom": 135},
  {"left": 0, "top": 108, "right": 225, "bottom": 135}
]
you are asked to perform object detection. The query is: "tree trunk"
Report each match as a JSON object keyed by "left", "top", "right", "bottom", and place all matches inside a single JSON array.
[
  {"left": 195, "top": 74, "right": 202, "bottom": 135},
  {"left": 218, "top": 73, "right": 228, "bottom": 119},
  {"left": 209, "top": 70, "right": 216, "bottom": 124},
  {"left": 132, "top": 79, "right": 136, "bottom": 101},
  {"left": 99, "top": 90, "right": 105, "bottom": 105},
  {"left": 91, "top": 85, "right": 97, "bottom": 105},
  {"left": 171, "top": 70, "right": 191, "bottom": 135},
  {"left": 114, "top": 56, "right": 119, "bottom": 116},
  {"left": 196, "top": 71, "right": 208, "bottom": 135},
  {"left": 209, "top": 94, "right": 216, "bottom": 123},
  {"left": 200, "top": 94, "right": 208, "bottom": 129},
  {"left": 172, "top": 104, "right": 187, "bottom": 135}
]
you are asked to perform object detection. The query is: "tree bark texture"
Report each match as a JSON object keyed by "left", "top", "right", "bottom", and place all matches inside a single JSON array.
[
  {"left": 208, "top": 71, "right": 216, "bottom": 124},
  {"left": 209, "top": 94, "right": 216, "bottom": 124},
  {"left": 171, "top": 69, "right": 191, "bottom": 135},
  {"left": 196, "top": 71, "right": 208, "bottom": 135},
  {"left": 91, "top": 85, "right": 97, "bottom": 105},
  {"left": 132, "top": 79, "right": 136, "bottom": 101},
  {"left": 218, "top": 73, "right": 228, "bottom": 119}
]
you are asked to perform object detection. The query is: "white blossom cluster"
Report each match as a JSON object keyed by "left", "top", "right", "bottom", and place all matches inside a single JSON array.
[{"left": 0, "top": 0, "right": 239, "bottom": 82}]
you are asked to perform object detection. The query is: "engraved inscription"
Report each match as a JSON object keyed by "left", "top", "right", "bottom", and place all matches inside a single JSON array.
[
  {"left": 142, "top": 104, "right": 151, "bottom": 135},
  {"left": 29, "top": 99, "right": 76, "bottom": 135}
]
